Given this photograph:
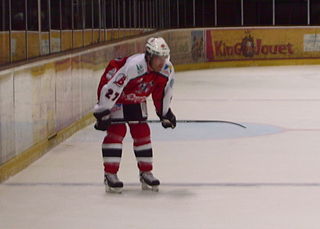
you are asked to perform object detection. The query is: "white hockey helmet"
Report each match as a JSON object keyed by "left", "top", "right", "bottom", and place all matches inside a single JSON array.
[{"left": 145, "top": 37, "right": 170, "bottom": 57}]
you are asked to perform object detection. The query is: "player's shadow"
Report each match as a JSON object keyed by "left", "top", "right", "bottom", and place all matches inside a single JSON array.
[{"left": 105, "top": 183, "right": 194, "bottom": 198}]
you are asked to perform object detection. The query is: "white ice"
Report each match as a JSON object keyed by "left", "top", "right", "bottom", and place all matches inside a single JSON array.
[{"left": 2, "top": 65, "right": 320, "bottom": 229}]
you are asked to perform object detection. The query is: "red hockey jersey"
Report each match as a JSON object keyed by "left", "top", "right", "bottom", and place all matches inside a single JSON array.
[{"left": 95, "top": 53, "right": 175, "bottom": 117}]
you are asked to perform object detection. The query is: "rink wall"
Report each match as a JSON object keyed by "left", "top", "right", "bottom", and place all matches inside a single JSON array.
[
  {"left": 0, "top": 29, "right": 151, "bottom": 64},
  {"left": 171, "top": 27, "right": 320, "bottom": 71},
  {"left": 2, "top": 27, "right": 320, "bottom": 182}
]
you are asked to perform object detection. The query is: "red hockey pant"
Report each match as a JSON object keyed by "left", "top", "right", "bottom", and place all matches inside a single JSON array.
[{"left": 102, "top": 123, "right": 153, "bottom": 174}]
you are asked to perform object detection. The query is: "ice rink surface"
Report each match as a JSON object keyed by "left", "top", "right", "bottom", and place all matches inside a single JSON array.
[{"left": 2, "top": 65, "right": 320, "bottom": 228}]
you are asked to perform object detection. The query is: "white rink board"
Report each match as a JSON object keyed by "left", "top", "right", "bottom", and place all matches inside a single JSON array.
[{"left": 2, "top": 65, "right": 320, "bottom": 229}]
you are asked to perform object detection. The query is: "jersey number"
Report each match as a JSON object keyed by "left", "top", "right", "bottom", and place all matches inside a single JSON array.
[{"left": 105, "top": 89, "right": 120, "bottom": 101}]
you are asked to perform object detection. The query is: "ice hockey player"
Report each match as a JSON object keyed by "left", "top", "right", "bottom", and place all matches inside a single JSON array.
[{"left": 93, "top": 37, "right": 176, "bottom": 193}]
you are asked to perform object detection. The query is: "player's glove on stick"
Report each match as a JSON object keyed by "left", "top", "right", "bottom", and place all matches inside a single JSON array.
[
  {"left": 93, "top": 109, "right": 111, "bottom": 131},
  {"left": 158, "top": 108, "right": 176, "bottom": 129}
]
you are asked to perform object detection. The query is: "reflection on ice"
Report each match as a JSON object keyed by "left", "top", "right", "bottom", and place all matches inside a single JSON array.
[{"left": 148, "top": 122, "right": 284, "bottom": 141}]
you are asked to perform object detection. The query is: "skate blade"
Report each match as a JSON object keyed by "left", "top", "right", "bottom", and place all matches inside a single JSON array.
[
  {"left": 105, "top": 185, "right": 123, "bottom": 194},
  {"left": 141, "top": 182, "right": 159, "bottom": 192}
]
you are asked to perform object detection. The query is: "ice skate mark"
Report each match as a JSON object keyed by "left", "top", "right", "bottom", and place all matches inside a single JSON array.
[
  {"left": 176, "top": 98, "right": 320, "bottom": 102},
  {"left": 4, "top": 182, "right": 320, "bottom": 188},
  {"left": 2, "top": 182, "right": 102, "bottom": 187}
]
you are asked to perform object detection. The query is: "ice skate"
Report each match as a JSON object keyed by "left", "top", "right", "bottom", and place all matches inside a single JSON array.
[
  {"left": 104, "top": 173, "right": 123, "bottom": 193},
  {"left": 140, "top": 171, "right": 160, "bottom": 192}
]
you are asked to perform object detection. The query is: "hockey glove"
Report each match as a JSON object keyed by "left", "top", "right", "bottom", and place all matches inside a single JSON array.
[
  {"left": 159, "top": 108, "right": 176, "bottom": 129},
  {"left": 93, "top": 109, "right": 111, "bottom": 131}
]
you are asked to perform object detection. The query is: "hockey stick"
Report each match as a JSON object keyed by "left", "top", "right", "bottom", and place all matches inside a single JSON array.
[
  {"left": 111, "top": 120, "right": 246, "bottom": 128},
  {"left": 148, "top": 120, "right": 247, "bottom": 129}
]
